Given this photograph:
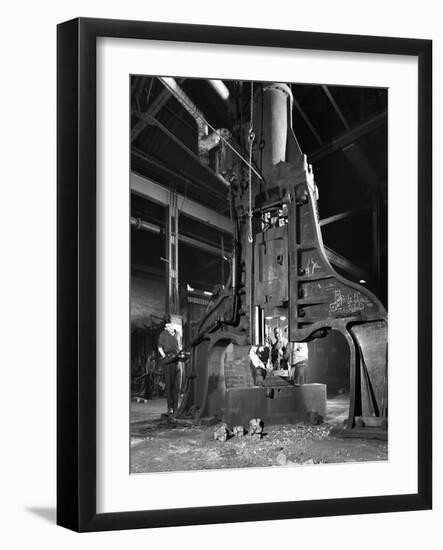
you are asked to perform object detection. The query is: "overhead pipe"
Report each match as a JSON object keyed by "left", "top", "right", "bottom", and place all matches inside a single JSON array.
[
  {"left": 130, "top": 217, "right": 161, "bottom": 234},
  {"left": 159, "top": 77, "right": 207, "bottom": 148},
  {"left": 207, "top": 79, "right": 230, "bottom": 101},
  {"left": 158, "top": 77, "right": 262, "bottom": 182},
  {"left": 146, "top": 115, "right": 230, "bottom": 188},
  {"left": 159, "top": 77, "right": 231, "bottom": 167},
  {"left": 130, "top": 216, "right": 229, "bottom": 258}
]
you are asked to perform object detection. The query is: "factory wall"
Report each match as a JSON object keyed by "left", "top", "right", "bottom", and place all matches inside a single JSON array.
[{"left": 131, "top": 272, "right": 165, "bottom": 329}]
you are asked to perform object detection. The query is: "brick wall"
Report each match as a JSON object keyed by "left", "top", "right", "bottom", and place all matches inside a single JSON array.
[{"left": 224, "top": 344, "right": 254, "bottom": 388}]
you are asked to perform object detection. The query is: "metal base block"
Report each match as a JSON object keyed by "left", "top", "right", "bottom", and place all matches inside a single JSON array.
[{"left": 223, "top": 383, "right": 327, "bottom": 427}]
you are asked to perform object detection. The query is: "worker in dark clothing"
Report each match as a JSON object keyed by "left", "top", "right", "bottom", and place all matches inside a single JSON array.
[
  {"left": 249, "top": 344, "right": 271, "bottom": 385},
  {"left": 158, "top": 317, "right": 181, "bottom": 416}
]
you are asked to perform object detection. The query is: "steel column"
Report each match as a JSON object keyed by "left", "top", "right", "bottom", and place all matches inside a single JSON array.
[{"left": 165, "top": 189, "right": 180, "bottom": 315}]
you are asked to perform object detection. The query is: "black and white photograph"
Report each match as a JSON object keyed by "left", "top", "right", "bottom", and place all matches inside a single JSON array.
[{"left": 130, "top": 76, "right": 388, "bottom": 474}]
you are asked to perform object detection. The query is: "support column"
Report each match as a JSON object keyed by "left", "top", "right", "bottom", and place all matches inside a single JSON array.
[{"left": 165, "top": 189, "right": 179, "bottom": 315}]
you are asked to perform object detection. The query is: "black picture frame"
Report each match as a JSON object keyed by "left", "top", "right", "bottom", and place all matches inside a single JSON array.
[{"left": 57, "top": 17, "right": 432, "bottom": 532}]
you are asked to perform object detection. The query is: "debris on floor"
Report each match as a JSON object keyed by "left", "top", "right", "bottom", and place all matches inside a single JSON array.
[
  {"left": 232, "top": 425, "right": 245, "bottom": 438},
  {"left": 248, "top": 418, "right": 263, "bottom": 441},
  {"left": 130, "top": 399, "right": 387, "bottom": 473},
  {"left": 213, "top": 423, "right": 231, "bottom": 442}
]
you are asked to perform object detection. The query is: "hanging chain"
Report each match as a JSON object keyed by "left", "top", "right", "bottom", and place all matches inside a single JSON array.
[{"left": 247, "top": 82, "right": 255, "bottom": 244}]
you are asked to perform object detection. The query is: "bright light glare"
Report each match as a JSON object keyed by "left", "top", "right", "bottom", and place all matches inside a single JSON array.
[{"left": 208, "top": 79, "right": 230, "bottom": 100}]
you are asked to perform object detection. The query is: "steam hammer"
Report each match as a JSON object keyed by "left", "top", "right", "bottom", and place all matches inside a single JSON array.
[{"left": 183, "top": 83, "right": 387, "bottom": 434}]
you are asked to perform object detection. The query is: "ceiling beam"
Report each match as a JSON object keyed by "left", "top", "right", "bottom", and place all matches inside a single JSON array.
[
  {"left": 321, "top": 85, "right": 350, "bottom": 129},
  {"left": 319, "top": 206, "right": 369, "bottom": 227},
  {"left": 131, "top": 174, "right": 369, "bottom": 281},
  {"left": 308, "top": 110, "right": 387, "bottom": 164},
  {"left": 131, "top": 172, "right": 232, "bottom": 234},
  {"left": 131, "top": 77, "right": 185, "bottom": 142},
  {"left": 342, "top": 143, "right": 380, "bottom": 188},
  {"left": 324, "top": 246, "right": 368, "bottom": 282},
  {"left": 317, "top": 85, "right": 383, "bottom": 200},
  {"left": 292, "top": 95, "right": 323, "bottom": 145},
  {"left": 131, "top": 216, "right": 228, "bottom": 258},
  {"left": 132, "top": 148, "right": 227, "bottom": 204}
]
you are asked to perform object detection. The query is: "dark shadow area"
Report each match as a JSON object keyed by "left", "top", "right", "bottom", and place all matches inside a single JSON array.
[
  {"left": 307, "top": 330, "right": 351, "bottom": 425},
  {"left": 26, "top": 506, "right": 56, "bottom": 524},
  {"left": 308, "top": 330, "right": 350, "bottom": 397}
]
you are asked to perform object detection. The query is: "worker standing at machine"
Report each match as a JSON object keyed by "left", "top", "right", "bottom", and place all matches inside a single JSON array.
[
  {"left": 271, "top": 326, "right": 288, "bottom": 370},
  {"left": 249, "top": 344, "right": 272, "bottom": 385},
  {"left": 287, "top": 341, "right": 309, "bottom": 385},
  {"left": 158, "top": 316, "right": 181, "bottom": 416}
]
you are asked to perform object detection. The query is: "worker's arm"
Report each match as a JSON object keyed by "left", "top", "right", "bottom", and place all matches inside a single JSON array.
[
  {"left": 249, "top": 347, "right": 265, "bottom": 369},
  {"left": 158, "top": 331, "right": 167, "bottom": 359}
]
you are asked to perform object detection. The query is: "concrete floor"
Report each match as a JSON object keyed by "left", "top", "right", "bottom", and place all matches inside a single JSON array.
[
  {"left": 130, "top": 393, "right": 387, "bottom": 473},
  {"left": 131, "top": 393, "right": 350, "bottom": 425},
  {"left": 131, "top": 398, "right": 166, "bottom": 423}
]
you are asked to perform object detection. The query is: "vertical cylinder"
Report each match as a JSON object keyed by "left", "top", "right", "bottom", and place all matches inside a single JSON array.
[{"left": 254, "top": 83, "right": 292, "bottom": 179}]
